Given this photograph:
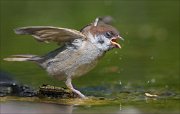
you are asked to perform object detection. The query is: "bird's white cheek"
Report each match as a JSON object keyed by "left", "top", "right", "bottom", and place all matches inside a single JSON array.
[
  {"left": 101, "top": 38, "right": 112, "bottom": 50},
  {"left": 87, "top": 32, "right": 111, "bottom": 51},
  {"left": 104, "top": 38, "right": 111, "bottom": 45}
]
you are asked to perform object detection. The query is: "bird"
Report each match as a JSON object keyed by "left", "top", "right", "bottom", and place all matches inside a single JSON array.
[{"left": 4, "top": 17, "right": 123, "bottom": 98}]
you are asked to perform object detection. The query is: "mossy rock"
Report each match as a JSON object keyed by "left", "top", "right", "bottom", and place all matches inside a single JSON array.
[{"left": 38, "top": 84, "right": 78, "bottom": 98}]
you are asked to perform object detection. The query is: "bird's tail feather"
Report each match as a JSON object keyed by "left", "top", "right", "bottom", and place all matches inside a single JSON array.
[{"left": 3, "top": 54, "right": 41, "bottom": 62}]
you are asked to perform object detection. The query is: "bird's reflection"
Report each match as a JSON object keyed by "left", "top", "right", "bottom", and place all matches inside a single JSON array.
[
  {"left": 1, "top": 101, "right": 73, "bottom": 114},
  {"left": 1, "top": 101, "right": 143, "bottom": 114}
]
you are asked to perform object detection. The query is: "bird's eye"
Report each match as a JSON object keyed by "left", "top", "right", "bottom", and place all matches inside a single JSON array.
[{"left": 104, "top": 31, "right": 113, "bottom": 38}]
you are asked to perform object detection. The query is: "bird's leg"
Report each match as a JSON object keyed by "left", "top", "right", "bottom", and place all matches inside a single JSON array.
[{"left": 65, "top": 78, "right": 86, "bottom": 99}]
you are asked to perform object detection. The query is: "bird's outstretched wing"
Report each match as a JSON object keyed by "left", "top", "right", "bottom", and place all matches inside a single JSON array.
[{"left": 14, "top": 26, "right": 86, "bottom": 43}]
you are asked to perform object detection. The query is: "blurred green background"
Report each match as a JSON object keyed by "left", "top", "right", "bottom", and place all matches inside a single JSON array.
[{"left": 0, "top": 0, "right": 179, "bottom": 113}]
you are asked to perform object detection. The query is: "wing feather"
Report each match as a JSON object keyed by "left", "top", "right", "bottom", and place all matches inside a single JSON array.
[{"left": 14, "top": 26, "right": 86, "bottom": 43}]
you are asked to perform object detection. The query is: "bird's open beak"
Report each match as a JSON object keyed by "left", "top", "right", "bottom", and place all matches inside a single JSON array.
[{"left": 110, "top": 35, "right": 124, "bottom": 48}]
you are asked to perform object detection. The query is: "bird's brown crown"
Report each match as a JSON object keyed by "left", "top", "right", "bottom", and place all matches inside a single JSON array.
[{"left": 81, "top": 20, "right": 119, "bottom": 38}]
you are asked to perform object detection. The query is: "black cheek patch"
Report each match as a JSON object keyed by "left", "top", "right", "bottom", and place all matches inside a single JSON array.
[{"left": 98, "top": 40, "right": 104, "bottom": 44}]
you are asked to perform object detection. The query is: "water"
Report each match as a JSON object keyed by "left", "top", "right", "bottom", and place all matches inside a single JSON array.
[{"left": 0, "top": 0, "right": 179, "bottom": 114}]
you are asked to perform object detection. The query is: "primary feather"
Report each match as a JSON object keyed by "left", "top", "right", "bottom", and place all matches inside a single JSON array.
[{"left": 15, "top": 26, "right": 86, "bottom": 43}]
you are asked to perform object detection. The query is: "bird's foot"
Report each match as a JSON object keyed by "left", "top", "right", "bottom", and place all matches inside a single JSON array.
[
  {"left": 65, "top": 78, "right": 88, "bottom": 99},
  {"left": 71, "top": 88, "right": 88, "bottom": 99}
]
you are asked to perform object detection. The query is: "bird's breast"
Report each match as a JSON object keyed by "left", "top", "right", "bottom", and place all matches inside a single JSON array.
[
  {"left": 65, "top": 41, "right": 105, "bottom": 78},
  {"left": 45, "top": 41, "right": 105, "bottom": 80}
]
